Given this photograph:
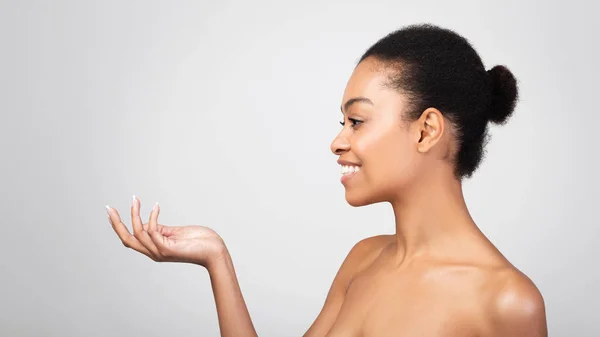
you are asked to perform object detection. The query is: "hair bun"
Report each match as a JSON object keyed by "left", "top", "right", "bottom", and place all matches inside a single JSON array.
[{"left": 486, "top": 65, "right": 519, "bottom": 124}]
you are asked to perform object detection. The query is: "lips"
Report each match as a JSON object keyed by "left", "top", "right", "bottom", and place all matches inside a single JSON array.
[
  {"left": 340, "top": 169, "right": 359, "bottom": 184},
  {"left": 337, "top": 158, "right": 361, "bottom": 166}
]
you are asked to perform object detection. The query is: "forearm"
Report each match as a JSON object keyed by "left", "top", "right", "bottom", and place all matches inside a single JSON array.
[{"left": 207, "top": 248, "right": 258, "bottom": 337}]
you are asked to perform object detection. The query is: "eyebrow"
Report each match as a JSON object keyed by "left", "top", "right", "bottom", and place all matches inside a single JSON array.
[{"left": 341, "top": 97, "right": 374, "bottom": 114}]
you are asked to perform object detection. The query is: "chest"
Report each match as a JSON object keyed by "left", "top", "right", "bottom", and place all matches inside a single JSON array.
[{"left": 325, "top": 267, "right": 484, "bottom": 337}]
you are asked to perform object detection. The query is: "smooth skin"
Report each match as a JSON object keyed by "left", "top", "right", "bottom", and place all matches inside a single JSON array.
[{"left": 108, "top": 56, "right": 547, "bottom": 336}]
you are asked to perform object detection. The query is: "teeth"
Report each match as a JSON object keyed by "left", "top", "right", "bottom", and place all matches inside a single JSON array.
[{"left": 341, "top": 165, "right": 361, "bottom": 175}]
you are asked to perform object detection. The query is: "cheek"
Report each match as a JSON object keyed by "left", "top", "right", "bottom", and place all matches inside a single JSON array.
[
  {"left": 383, "top": 145, "right": 418, "bottom": 182},
  {"left": 360, "top": 131, "right": 419, "bottom": 184}
]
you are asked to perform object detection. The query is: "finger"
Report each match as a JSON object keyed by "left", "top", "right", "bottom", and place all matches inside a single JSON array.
[
  {"left": 148, "top": 202, "right": 159, "bottom": 232},
  {"left": 131, "top": 195, "right": 161, "bottom": 259},
  {"left": 130, "top": 195, "right": 144, "bottom": 234},
  {"left": 147, "top": 204, "right": 172, "bottom": 262},
  {"left": 106, "top": 205, "right": 153, "bottom": 257},
  {"left": 142, "top": 223, "right": 165, "bottom": 232}
]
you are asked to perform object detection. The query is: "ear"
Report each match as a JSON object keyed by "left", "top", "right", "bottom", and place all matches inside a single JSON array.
[{"left": 415, "top": 107, "right": 445, "bottom": 153}]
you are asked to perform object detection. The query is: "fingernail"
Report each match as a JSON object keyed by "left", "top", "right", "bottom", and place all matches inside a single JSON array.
[
  {"left": 132, "top": 195, "right": 136, "bottom": 206},
  {"left": 153, "top": 202, "right": 158, "bottom": 212},
  {"left": 106, "top": 205, "right": 112, "bottom": 224}
]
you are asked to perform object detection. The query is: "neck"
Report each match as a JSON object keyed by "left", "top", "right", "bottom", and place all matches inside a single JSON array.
[{"left": 389, "top": 166, "right": 483, "bottom": 265}]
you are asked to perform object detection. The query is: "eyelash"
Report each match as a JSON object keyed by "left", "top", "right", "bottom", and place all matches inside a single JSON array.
[{"left": 340, "top": 117, "right": 363, "bottom": 128}]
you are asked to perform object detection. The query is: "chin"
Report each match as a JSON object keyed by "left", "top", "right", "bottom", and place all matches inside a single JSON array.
[{"left": 344, "top": 190, "right": 383, "bottom": 207}]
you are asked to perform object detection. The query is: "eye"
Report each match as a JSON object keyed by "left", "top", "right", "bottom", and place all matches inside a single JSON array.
[{"left": 340, "top": 117, "right": 363, "bottom": 128}]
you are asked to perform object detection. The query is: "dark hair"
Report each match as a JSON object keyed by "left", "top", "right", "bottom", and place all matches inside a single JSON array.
[{"left": 359, "top": 23, "right": 519, "bottom": 179}]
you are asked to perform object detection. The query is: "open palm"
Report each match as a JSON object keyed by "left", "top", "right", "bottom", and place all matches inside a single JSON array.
[{"left": 106, "top": 195, "right": 226, "bottom": 268}]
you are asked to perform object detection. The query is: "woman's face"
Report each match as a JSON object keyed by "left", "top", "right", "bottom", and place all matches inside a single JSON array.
[{"left": 331, "top": 58, "right": 423, "bottom": 206}]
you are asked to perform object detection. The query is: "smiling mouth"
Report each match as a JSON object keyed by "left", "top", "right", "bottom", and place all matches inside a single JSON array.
[{"left": 340, "top": 165, "right": 360, "bottom": 184}]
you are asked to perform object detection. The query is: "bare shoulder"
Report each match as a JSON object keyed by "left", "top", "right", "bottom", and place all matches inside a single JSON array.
[
  {"left": 349, "top": 234, "right": 394, "bottom": 261},
  {"left": 335, "top": 234, "right": 394, "bottom": 287},
  {"left": 484, "top": 267, "right": 548, "bottom": 336}
]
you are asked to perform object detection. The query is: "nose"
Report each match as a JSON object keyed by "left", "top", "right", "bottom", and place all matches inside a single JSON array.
[{"left": 330, "top": 131, "right": 350, "bottom": 155}]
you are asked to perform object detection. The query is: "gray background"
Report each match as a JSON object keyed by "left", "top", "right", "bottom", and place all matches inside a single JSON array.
[{"left": 1, "top": 0, "right": 598, "bottom": 336}]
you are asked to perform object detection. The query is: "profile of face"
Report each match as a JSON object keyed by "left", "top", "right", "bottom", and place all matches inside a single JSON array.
[{"left": 331, "top": 57, "right": 448, "bottom": 207}]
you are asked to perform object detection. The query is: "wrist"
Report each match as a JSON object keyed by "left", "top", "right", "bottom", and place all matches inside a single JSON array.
[{"left": 205, "top": 243, "right": 231, "bottom": 273}]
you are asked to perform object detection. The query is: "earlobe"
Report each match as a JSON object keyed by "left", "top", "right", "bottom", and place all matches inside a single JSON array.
[{"left": 416, "top": 108, "right": 444, "bottom": 153}]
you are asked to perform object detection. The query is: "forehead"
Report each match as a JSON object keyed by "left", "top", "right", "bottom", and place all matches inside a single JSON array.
[{"left": 342, "top": 58, "right": 404, "bottom": 112}]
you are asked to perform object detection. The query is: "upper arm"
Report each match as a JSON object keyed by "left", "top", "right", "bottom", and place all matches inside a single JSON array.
[
  {"left": 302, "top": 235, "right": 389, "bottom": 337},
  {"left": 489, "top": 273, "right": 548, "bottom": 337}
]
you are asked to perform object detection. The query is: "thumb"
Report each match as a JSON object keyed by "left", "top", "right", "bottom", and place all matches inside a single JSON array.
[{"left": 148, "top": 229, "right": 174, "bottom": 261}]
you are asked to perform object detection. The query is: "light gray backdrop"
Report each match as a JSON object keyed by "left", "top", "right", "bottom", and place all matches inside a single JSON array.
[{"left": 1, "top": 0, "right": 598, "bottom": 336}]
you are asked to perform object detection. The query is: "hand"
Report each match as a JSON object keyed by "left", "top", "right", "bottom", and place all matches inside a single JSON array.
[{"left": 107, "top": 195, "right": 227, "bottom": 269}]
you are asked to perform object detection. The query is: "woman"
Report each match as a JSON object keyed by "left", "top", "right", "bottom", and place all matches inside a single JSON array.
[{"left": 106, "top": 23, "right": 547, "bottom": 336}]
